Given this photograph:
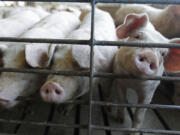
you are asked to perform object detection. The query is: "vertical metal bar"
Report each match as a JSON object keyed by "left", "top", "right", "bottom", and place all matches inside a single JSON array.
[{"left": 88, "top": 0, "right": 95, "bottom": 135}]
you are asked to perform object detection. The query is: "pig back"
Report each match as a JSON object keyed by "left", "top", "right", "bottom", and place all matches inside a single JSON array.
[{"left": 0, "top": 7, "right": 48, "bottom": 37}]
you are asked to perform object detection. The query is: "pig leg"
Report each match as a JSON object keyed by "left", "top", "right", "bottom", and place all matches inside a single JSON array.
[
  {"left": 131, "top": 93, "right": 154, "bottom": 135},
  {"left": 116, "top": 81, "right": 127, "bottom": 123}
]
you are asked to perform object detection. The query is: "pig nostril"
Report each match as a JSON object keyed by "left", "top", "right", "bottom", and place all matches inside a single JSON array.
[
  {"left": 55, "top": 89, "right": 61, "bottom": 95},
  {"left": 45, "top": 89, "right": 49, "bottom": 94},
  {"left": 150, "top": 63, "right": 156, "bottom": 70},
  {"left": 139, "top": 57, "right": 144, "bottom": 62},
  {"left": 150, "top": 64, "right": 153, "bottom": 70}
]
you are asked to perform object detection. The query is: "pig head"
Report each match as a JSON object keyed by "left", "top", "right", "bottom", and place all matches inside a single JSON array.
[{"left": 113, "top": 13, "right": 180, "bottom": 134}]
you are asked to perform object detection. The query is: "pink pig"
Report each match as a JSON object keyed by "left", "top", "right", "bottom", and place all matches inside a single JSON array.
[{"left": 113, "top": 13, "right": 180, "bottom": 135}]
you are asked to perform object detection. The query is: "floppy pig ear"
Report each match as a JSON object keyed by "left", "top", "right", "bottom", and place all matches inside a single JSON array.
[
  {"left": 72, "top": 46, "right": 90, "bottom": 68},
  {"left": 164, "top": 39, "right": 180, "bottom": 72},
  {"left": 116, "top": 13, "right": 148, "bottom": 39},
  {"left": 72, "top": 45, "right": 106, "bottom": 69},
  {"left": 25, "top": 44, "right": 56, "bottom": 68}
]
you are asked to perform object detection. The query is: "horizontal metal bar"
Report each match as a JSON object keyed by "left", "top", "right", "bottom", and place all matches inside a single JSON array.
[
  {"left": 1, "top": 0, "right": 180, "bottom": 4},
  {"left": 95, "top": 40, "right": 180, "bottom": 48},
  {"left": 0, "top": 37, "right": 89, "bottom": 45},
  {"left": 0, "top": 68, "right": 90, "bottom": 76},
  {"left": 0, "top": 118, "right": 87, "bottom": 128},
  {"left": 15, "top": 97, "right": 180, "bottom": 110},
  {"left": 96, "top": 0, "right": 180, "bottom": 4},
  {"left": 1, "top": 68, "right": 180, "bottom": 81},
  {"left": 91, "top": 125, "right": 180, "bottom": 135},
  {"left": 1, "top": 0, "right": 91, "bottom": 2},
  {"left": 95, "top": 73, "right": 180, "bottom": 81},
  {"left": 0, "top": 134, "right": 16, "bottom": 135},
  {"left": 16, "top": 96, "right": 88, "bottom": 104},
  {"left": 92, "top": 101, "right": 180, "bottom": 110},
  {"left": 0, "top": 37, "right": 180, "bottom": 48}
]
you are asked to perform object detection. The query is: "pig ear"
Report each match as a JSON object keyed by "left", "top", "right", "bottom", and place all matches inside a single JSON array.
[
  {"left": 72, "top": 46, "right": 106, "bottom": 69},
  {"left": 116, "top": 13, "right": 148, "bottom": 39},
  {"left": 25, "top": 44, "right": 56, "bottom": 68},
  {"left": 72, "top": 46, "right": 90, "bottom": 68},
  {"left": 164, "top": 39, "right": 180, "bottom": 72}
]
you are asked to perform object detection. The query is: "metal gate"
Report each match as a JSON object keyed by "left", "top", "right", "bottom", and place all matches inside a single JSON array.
[{"left": 0, "top": 0, "right": 180, "bottom": 135}]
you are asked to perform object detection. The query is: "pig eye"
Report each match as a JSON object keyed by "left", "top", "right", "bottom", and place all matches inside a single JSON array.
[{"left": 132, "top": 32, "right": 142, "bottom": 39}]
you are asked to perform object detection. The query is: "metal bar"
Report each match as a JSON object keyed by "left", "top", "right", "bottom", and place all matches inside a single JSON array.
[
  {"left": 1, "top": 0, "right": 180, "bottom": 4},
  {"left": 14, "top": 97, "right": 180, "bottom": 111},
  {"left": 92, "top": 101, "right": 180, "bottom": 110},
  {"left": 2, "top": 68, "right": 180, "bottom": 81},
  {"left": 96, "top": 0, "right": 180, "bottom": 4},
  {"left": 95, "top": 40, "right": 180, "bottom": 48},
  {"left": 0, "top": 118, "right": 87, "bottom": 128},
  {"left": 0, "top": 68, "right": 90, "bottom": 76},
  {"left": 0, "top": 133, "right": 17, "bottom": 135},
  {"left": 16, "top": 97, "right": 88, "bottom": 104},
  {"left": 88, "top": 0, "right": 95, "bottom": 135},
  {"left": 1, "top": 37, "right": 180, "bottom": 49},
  {"left": 91, "top": 125, "right": 180, "bottom": 135},
  {"left": 1, "top": 0, "right": 91, "bottom": 2},
  {"left": 94, "top": 72, "right": 180, "bottom": 81},
  {"left": 0, "top": 37, "right": 89, "bottom": 45}
]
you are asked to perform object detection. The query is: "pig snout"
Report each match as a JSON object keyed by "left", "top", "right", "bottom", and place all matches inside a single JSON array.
[
  {"left": 0, "top": 98, "right": 9, "bottom": 107},
  {"left": 0, "top": 98, "right": 17, "bottom": 108},
  {"left": 134, "top": 51, "right": 158, "bottom": 75},
  {"left": 40, "top": 81, "right": 65, "bottom": 103}
]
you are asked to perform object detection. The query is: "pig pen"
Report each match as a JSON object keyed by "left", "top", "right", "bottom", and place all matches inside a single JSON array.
[{"left": 0, "top": 0, "right": 180, "bottom": 135}]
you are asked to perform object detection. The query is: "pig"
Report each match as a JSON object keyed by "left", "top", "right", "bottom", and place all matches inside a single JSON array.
[
  {"left": 38, "top": 9, "right": 118, "bottom": 103},
  {"left": 3, "top": 6, "right": 49, "bottom": 19},
  {"left": 0, "top": 6, "right": 48, "bottom": 37},
  {"left": 113, "top": 13, "right": 180, "bottom": 135},
  {"left": 0, "top": 10, "right": 81, "bottom": 108},
  {"left": 115, "top": 4, "right": 180, "bottom": 38}
]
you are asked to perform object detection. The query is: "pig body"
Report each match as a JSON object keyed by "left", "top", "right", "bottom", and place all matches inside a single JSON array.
[
  {"left": 0, "top": 10, "right": 81, "bottom": 108},
  {"left": 40, "top": 9, "right": 118, "bottom": 103},
  {"left": 3, "top": 6, "right": 49, "bottom": 19},
  {"left": 115, "top": 4, "right": 180, "bottom": 38},
  {"left": 112, "top": 13, "right": 173, "bottom": 134},
  {"left": 0, "top": 7, "right": 48, "bottom": 37}
]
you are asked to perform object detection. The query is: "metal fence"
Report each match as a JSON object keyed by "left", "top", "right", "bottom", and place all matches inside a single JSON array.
[{"left": 0, "top": 0, "right": 180, "bottom": 135}]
